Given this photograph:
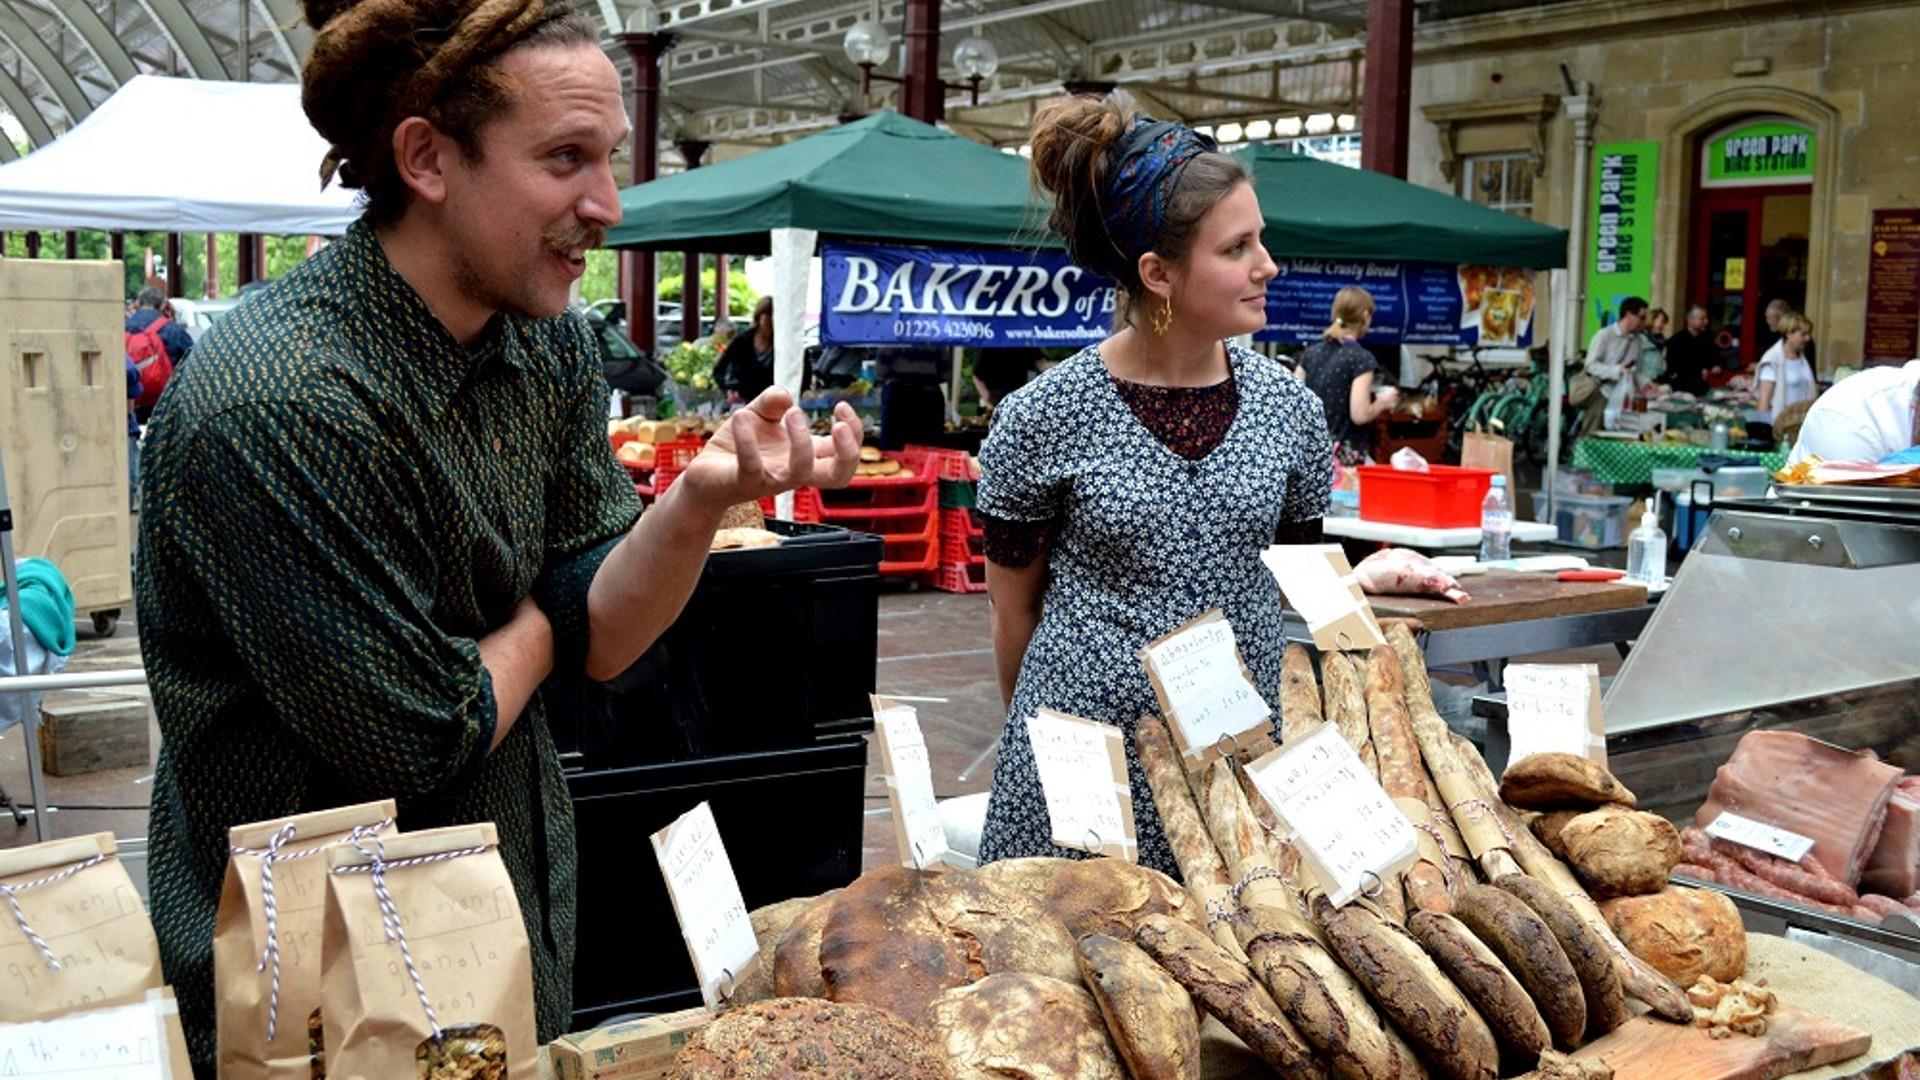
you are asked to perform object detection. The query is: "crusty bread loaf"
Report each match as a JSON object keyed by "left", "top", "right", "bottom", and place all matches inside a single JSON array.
[
  {"left": 1559, "top": 808, "right": 1682, "bottom": 898},
  {"left": 1499, "top": 754, "right": 1636, "bottom": 811},
  {"left": 1495, "top": 875, "right": 1631, "bottom": 1039},
  {"left": 1135, "top": 914, "right": 1327, "bottom": 1078},
  {"left": 1530, "top": 811, "right": 1583, "bottom": 861},
  {"left": 1454, "top": 885, "right": 1586, "bottom": 1049},
  {"left": 922, "top": 973, "right": 1126, "bottom": 1080},
  {"left": 671, "top": 997, "right": 949, "bottom": 1079},
  {"left": 1409, "top": 909, "right": 1550, "bottom": 1059},
  {"left": 770, "top": 892, "right": 836, "bottom": 998},
  {"left": 1598, "top": 886, "right": 1745, "bottom": 985},
  {"left": 975, "top": 856, "right": 1204, "bottom": 941},
  {"left": 1076, "top": 933, "right": 1201, "bottom": 1080},
  {"left": 732, "top": 891, "right": 835, "bottom": 1006}
]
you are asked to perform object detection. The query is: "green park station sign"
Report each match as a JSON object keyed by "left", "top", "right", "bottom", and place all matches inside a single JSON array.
[
  {"left": 1586, "top": 140, "right": 1659, "bottom": 341},
  {"left": 1704, "top": 120, "right": 1816, "bottom": 186}
]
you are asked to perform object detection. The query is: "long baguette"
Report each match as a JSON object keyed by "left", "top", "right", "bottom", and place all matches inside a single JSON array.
[
  {"left": 1494, "top": 875, "right": 1630, "bottom": 1038},
  {"left": 1365, "top": 647, "right": 1451, "bottom": 916},
  {"left": 1321, "top": 652, "right": 1378, "bottom": 777},
  {"left": 1280, "top": 643, "right": 1326, "bottom": 744},
  {"left": 1384, "top": 630, "right": 1481, "bottom": 887},
  {"left": 1408, "top": 910, "right": 1550, "bottom": 1059},
  {"left": 1313, "top": 894, "right": 1499, "bottom": 1080},
  {"left": 1449, "top": 732, "right": 1692, "bottom": 1024},
  {"left": 1453, "top": 884, "right": 1585, "bottom": 1049},
  {"left": 1137, "top": 714, "right": 1244, "bottom": 958},
  {"left": 1136, "top": 914, "right": 1328, "bottom": 1079}
]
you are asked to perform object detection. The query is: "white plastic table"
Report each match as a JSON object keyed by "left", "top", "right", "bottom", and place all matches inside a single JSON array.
[{"left": 1321, "top": 516, "right": 1559, "bottom": 550}]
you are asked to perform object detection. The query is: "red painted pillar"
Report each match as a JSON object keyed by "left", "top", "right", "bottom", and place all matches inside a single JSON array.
[
  {"left": 902, "top": 0, "right": 943, "bottom": 123},
  {"left": 715, "top": 253, "right": 730, "bottom": 322},
  {"left": 1360, "top": 0, "right": 1413, "bottom": 178},
  {"left": 24, "top": 232, "right": 39, "bottom": 258},
  {"left": 236, "top": 233, "right": 257, "bottom": 285},
  {"left": 205, "top": 234, "right": 219, "bottom": 297},
  {"left": 619, "top": 29, "right": 674, "bottom": 352},
  {"left": 165, "top": 233, "right": 184, "bottom": 296},
  {"left": 252, "top": 235, "right": 269, "bottom": 280},
  {"left": 64, "top": 231, "right": 78, "bottom": 258},
  {"left": 676, "top": 139, "right": 710, "bottom": 344},
  {"left": 110, "top": 231, "right": 125, "bottom": 264}
]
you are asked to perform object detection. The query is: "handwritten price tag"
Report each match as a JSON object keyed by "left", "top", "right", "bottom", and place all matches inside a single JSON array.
[
  {"left": 871, "top": 698, "right": 950, "bottom": 870},
  {"left": 1140, "top": 611, "right": 1273, "bottom": 768},
  {"left": 1028, "top": 709, "right": 1136, "bottom": 861},
  {"left": 1705, "top": 811, "right": 1816, "bottom": 863},
  {"left": 1262, "top": 545, "right": 1385, "bottom": 651},
  {"left": 1245, "top": 724, "right": 1418, "bottom": 906},
  {"left": 650, "top": 801, "right": 759, "bottom": 1009},
  {"left": 1503, "top": 663, "right": 1606, "bottom": 767}
]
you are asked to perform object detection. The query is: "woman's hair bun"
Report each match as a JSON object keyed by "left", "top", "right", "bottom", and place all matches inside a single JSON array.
[{"left": 300, "top": 0, "right": 358, "bottom": 30}]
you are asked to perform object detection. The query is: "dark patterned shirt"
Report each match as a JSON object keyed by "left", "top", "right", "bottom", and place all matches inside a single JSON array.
[
  {"left": 135, "top": 220, "right": 640, "bottom": 1069},
  {"left": 1296, "top": 337, "right": 1385, "bottom": 455}
]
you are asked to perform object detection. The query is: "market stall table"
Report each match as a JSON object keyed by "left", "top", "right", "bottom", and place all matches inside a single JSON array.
[
  {"left": 1572, "top": 437, "right": 1787, "bottom": 486},
  {"left": 1288, "top": 570, "right": 1652, "bottom": 688},
  {"left": 1323, "top": 515, "right": 1560, "bottom": 550}
]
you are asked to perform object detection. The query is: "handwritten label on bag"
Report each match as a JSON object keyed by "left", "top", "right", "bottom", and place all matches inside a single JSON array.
[
  {"left": 871, "top": 697, "right": 950, "bottom": 870},
  {"left": 1503, "top": 663, "right": 1607, "bottom": 767},
  {"left": 1245, "top": 724, "right": 1418, "bottom": 906},
  {"left": 1704, "top": 811, "right": 1816, "bottom": 864},
  {"left": 651, "top": 801, "right": 759, "bottom": 1009},
  {"left": 1262, "top": 545, "right": 1386, "bottom": 650},
  {"left": 1140, "top": 612, "right": 1273, "bottom": 768},
  {"left": 0, "top": 995, "right": 173, "bottom": 1079},
  {"left": 1028, "top": 709, "right": 1137, "bottom": 861}
]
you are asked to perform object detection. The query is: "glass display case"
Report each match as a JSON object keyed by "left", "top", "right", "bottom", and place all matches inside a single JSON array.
[{"left": 1563, "top": 493, "right": 1919, "bottom": 952}]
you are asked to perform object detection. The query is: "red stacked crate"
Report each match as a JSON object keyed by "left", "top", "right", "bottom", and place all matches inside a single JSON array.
[
  {"left": 930, "top": 505, "right": 987, "bottom": 593},
  {"left": 810, "top": 450, "right": 938, "bottom": 578}
]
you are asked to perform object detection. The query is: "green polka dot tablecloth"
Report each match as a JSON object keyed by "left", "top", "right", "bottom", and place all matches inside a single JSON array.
[{"left": 1570, "top": 438, "right": 1786, "bottom": 486}]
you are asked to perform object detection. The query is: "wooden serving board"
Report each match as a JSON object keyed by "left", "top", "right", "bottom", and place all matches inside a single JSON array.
[
  {"left": 1571, "top": 1004, "right": 1872, "bottom": 1080},
  {"left": 1365, "top": 570, "right": 1647, "bottom": 631}
]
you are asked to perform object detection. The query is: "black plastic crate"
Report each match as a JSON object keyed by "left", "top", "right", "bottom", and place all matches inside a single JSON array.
[
  {"left": 546, "top": 522, "right": 882, "bottom": 766},
  {"left": 565, "top": 736, "right": 868, "bottom": 1026}
]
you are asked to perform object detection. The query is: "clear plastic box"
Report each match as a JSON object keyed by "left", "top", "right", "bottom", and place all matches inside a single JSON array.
[{"left": 1530, "top": 489, "right": 1634, "bottom": 549}]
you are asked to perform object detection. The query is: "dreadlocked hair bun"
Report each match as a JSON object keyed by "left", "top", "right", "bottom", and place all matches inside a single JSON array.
[
  {"left": 301, "top": 0, "right": 594, "bottom": 220},
  {"left": 1028, "top": 90, "right": 1139, "bottom": 288}
]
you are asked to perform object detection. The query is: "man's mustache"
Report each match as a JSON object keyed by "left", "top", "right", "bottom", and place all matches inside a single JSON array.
[{"left": 544, "top": 225, "right": 606, "bottom": 252}]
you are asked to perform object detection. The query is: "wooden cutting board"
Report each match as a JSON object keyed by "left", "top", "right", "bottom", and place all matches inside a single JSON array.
[
  {"left": 1365, "top": 570, "right": 1648, "bottom": 631},
  {"left": 1571, "top": 1004, "right": 1872, "bottom": 1080}
]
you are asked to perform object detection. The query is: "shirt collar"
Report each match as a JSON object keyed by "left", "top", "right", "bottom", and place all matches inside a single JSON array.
[{"left": 338, "top": 219, "right": 533, "bottom": 423}]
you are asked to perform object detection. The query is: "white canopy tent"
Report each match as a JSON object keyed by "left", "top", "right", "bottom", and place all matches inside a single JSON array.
[{"left": 0, "top": 74, "right": 360, "bottom": 234}]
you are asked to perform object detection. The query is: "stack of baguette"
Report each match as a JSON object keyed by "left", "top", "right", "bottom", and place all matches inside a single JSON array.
[{"left": 695, "top": 625, "right": 1697, "bottom": 1080}]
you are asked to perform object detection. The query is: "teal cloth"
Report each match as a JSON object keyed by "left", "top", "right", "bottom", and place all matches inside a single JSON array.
[
  {"left": 1571, "top": 438, "right": 1786, "bottom": 486},
  {"left": 2, "top": 557, "right": 75, "bottom": 656}
]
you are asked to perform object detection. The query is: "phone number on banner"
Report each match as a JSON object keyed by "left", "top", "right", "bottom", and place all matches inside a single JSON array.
[{"left": 890, "top": 318, "right": 999, "bottom": 341}]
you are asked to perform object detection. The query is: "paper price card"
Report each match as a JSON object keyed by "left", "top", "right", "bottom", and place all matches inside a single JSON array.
[
  {"left": 651, "top": 801, "right": 759, "bottom": 1009},
  {"left": 0, "top": 996, "right": 174, "bottom": 1079},
  {"left": 1261, "top": 545, "right": 1386, "bottom": 652},
  {"left": 1705, "top": 811, "right": 1816, "bottom": 864},
  {"left": 1028, "top": 709, "right": 1137, "bottom": 862},
  {"left": 1503, "top": 663, "right": 1607, "bottom": 767},
  {"left": 871, "top": 695, "right": 950, "bottom": 870},
  {"left": 1139, "top": 610, "right": 1275, "bottom": 770},
  {"left": 1245, "top": 723, "right": 1418, "bottom": 907}
]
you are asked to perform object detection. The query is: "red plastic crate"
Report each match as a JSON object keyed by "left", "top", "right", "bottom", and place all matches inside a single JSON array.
[
  {"left": 818, "top": 481, "right": 937, "bottom": 521},
  {"left": 1356, "top": 464, "right": 1496, "bottom": 529},
  {"left": 939, "top": 507, "right": 985, "bottom": 564},
  {"left": 790, "top": 486, "right": 824, "bottom": 524},
  {"left": 905, "top": 444, "right": 980, "bottom": 482},
  {"left": 657, "top": 436, "right": 704, "bottom": 471},
  {"left": 931, "top": 558, "right": 989, "bottom": 594}
]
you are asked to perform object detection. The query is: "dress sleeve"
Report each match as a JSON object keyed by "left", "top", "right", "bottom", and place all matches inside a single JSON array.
[
  {"left": 169, "top": 396, "right": 499, "bottom": 797},
  {"left": 537, "top": 320, "right": 644, "bottom": 675},
  {"left": 1279, "top": 381, "right": 1333, "bottom": 524},
  {"left": 976, "top": 387, "right": 1065, "bottom": 567}
]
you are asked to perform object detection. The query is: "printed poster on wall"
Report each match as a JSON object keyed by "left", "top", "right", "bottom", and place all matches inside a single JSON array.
[
  {"left": 1584, "top": 140, "right": 1659, "bottom": 343},
  {"left": 1866, "top": 209, "right": 1920, "bottom": 363},
  {"left": 821, "top": 241, "right": 1115, "bottom": 346},
  {"left": 1255, "top": 259, "right": 1537, "bottom": 348}
]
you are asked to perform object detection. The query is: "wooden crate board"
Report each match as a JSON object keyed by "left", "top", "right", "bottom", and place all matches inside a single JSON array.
[{"left": 1365, "top": 570, "right": 1648, "bottom": 632}]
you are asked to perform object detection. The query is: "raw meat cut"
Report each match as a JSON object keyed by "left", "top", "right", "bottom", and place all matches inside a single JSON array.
[
  {"left": 1354, "top": 547, "right": 1471, "bottom": 604},
  {"left": 1862, "top": 790, "right": 1920, "bottom": 898},
  {"left": 1694, "top": 732, "right": 1902, "bottom": 886}
]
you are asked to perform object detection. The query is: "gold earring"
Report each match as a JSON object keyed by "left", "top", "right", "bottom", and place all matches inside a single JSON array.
[{"left": 1150, "top": 296, "right": 1173, "bottom": 335}]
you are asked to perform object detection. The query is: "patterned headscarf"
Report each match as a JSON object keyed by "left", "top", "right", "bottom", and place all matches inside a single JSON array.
[{"left": 1094, "top": 117, "right": 1218, "bottom": 288}]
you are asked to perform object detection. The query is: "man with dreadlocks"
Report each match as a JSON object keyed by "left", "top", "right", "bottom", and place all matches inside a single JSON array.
[{"left": 132, "top": 0, "right": 862, "bottom": 1068}]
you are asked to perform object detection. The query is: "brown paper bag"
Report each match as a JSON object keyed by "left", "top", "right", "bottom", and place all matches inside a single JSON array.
[
  {"left": 1461, "top": 429, "right": 1516, "bottom": 499},
  {"left": 0, "top": 986, "right": 195, "bottom": 1075},
  {"left": 0, "top": 832, "right": 163, "bottom": 1022},
  {"left": 216, "top": 800, "right": 397, "bottom": 1078},
  {"left": 322, "top": 823, "right": 538, "bottom": 1080}
]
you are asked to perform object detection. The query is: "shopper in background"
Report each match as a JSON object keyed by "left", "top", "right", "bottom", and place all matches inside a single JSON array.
[
  {"left": 1578, "top": 295, "right": 1648, "bottom": 434},
  {"left": 1296, "top": 286, "right": 1399, "bottom": 464},
  {"left": 972, "top": 346, "right": 1043, "bottom": 409},
  {"left": 1646, "top": 307, "right": 1671, "bottom": 349},
  {"left": 975, "top": 91, "right": 1329, "bottom": 878},
  {"left": 1659, "top": 303, "right": 1720, "bottom": 396},
  {"left": 713, "top": 296, "right": 775, "bottom": 403},
  {"left": 133, "top": 1, "right": 862, "bottom": 1067},
  {"left": 1756, "top": 311, "right": 1819, "bottom": 432},
  {"left": 1787, "top": 360, "right": 1920, "bottom": 464},
  {"left": 1758, "top": 297, "right": 1817, "bottom": 369}
]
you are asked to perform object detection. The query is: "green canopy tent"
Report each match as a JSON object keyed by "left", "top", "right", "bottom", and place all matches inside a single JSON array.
[
  {"left": 606, "top": 111, "right": 1047, "bottom": 254},
  {"left": 1236, "top": 143, "right": 1568, "bottom": 268}
]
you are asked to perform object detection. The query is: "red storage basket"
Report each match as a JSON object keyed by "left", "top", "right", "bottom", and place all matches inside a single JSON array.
[{"left": 1356, "top": 464, "right": 1496, "bottom": 529}]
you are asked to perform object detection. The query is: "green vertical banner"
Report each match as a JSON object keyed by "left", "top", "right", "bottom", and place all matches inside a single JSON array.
[{"left": 1585, "top": 140, "right": 1659, "bottom": 342}]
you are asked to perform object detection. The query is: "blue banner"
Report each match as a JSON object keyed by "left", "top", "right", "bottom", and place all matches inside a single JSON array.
[
  {"left": 821, "top": 241, "right": 1116, "bottom": 347},
  {"left": 1257, "top": 258, "right": 1537, "bottom": 348}
]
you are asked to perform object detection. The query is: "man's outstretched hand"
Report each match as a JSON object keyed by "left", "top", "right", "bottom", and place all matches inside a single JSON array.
[{"left": 677, "top": 389, "right": 863, "bottom": 511}]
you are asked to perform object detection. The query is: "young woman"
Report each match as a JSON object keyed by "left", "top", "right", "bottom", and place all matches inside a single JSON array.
[
  {"left": 974, "top": 93, "right": 1331, "bottom": 875},
  {"left": 1295, "top": 286, "right": 1399, "bottom": 464},
  {"left": 1756, "top": 311, "right": 1818, "bottom": 427},
  {"left": 713, "top": 297, "right": 774, "bottom": 402}
]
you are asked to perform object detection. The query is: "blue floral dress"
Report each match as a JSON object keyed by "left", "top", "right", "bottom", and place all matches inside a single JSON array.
[{"left": 975, "top": 342, "right": 1332, "bottom": 876}]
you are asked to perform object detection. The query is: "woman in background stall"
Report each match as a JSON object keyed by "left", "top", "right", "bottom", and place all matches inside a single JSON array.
[{"left": 1295, "top": 286, "right": 1400, "bottom": 465}]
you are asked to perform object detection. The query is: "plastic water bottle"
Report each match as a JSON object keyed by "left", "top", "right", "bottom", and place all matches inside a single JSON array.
[
  {"left": 1626, "top": 507, "right": 1668, "bottom": 586},
  {"left": 1478, "top": 476, "right": 1512, "bottom": 563}
]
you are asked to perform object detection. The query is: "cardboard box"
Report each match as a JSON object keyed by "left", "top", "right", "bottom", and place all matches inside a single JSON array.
[{"left": 549, "top": 1007, "right": 713, "bottom": 1080}]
